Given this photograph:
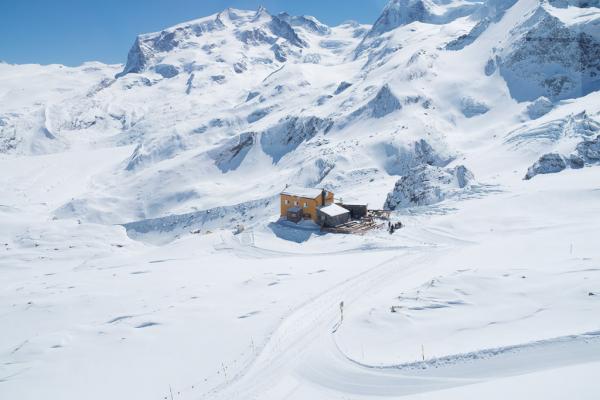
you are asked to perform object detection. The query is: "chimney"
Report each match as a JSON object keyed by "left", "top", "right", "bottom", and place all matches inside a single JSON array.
[{"left": 321, "top": 189, "right": 326, "bottom": 206}]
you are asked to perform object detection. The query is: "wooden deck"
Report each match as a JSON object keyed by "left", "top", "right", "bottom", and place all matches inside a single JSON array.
[{"left": 321, "top": 210, "right": 390, "bottom": 235}]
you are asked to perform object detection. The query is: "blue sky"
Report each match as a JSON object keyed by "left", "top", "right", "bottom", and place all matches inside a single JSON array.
[{"left": 0, "top": 0, "right": 388, "bottom": 66}]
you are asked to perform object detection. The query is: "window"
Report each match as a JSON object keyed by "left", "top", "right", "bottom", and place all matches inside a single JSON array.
[
  {"left": 285, "top": 199, "right": 289, "bottom": 205},
  {"left": 294, "top": 201, "right": 298, "bottom": 206},
  {"left": 304, "top": 202, "right": 308, "bottom": 208}
]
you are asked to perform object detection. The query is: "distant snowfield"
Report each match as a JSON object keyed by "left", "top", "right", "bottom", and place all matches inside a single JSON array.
[{"left": 2, "top": 0, "right": 600, "bottom": 398}]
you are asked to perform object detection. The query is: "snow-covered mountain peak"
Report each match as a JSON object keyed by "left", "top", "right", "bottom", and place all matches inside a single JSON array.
[
  {"left": 366, "top": 0, "right": 487, "bottom": 35},
  {"left": 116, "top": 6, "right": 341, "bottom": 79},
  {"left": 369, "top": 0, "right": 431, "bottom": 35},
  {"left": 277, "top": 12, "right": 332, "bottom": 36},
  {"left": 354, "top": 0, "right": 486, "bottom": 58}
]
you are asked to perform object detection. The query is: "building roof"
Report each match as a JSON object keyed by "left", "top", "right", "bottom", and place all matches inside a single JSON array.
[
  {"left": 281, "top": 186, "right": 324, "bottom": 199},
  {"left": 319, "top": 203, "right": 349, "bottom": 217}
]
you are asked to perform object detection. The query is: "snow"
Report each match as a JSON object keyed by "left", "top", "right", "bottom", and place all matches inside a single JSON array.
[
  {"left": 281, "top": 186, "right": 324, "bottom": 199},
  {"left": 1, "top": 1, "right": 600, "bottom": 399},
  {"left": 319, "top": 203, "right": 350, "bottom": 217}
]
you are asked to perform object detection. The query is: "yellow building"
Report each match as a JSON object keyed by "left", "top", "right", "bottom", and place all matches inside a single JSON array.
[{"left": 280, "top": 186, "right": 334, "bottom": 223}]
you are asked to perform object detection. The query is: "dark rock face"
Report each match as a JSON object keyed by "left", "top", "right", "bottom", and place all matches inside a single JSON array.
[
  {"left": 246, "top": 91, "right": 260, "bottom": 102},
  {"left": 499, "top": 7, "right": 600, "bottom": 101},
  {"left": 116, "top": 38, "right": 149, "bottom": 78},
  {"left": 484, "top": 57, "right": 498, "bottom": 76},
  {"left": 211, "top": 132, "right": 257, "bottom": 172},
  {"left": 414, "top": 139, "right": 450, "bottom": 167},
  {"left": 526, "top": 97, "right": 553, "bottom": 120},
  {"left": 260, "top": 116, "right": 334, "bottom": 163},
  {"left": 153, "top": 64, "right": 179, "bottom": 78},
  {"left": 247, "top": 108, "right": 273, "bottom": 123},
  {"left": 334, "top": 82, "right": 353, "bottom": 95},
  {"left": 352, "top": 85, "right": 401, "bottom": 120},
  {"left": 576, "top": 135, "right": 600, "bottom": 162},
  {"left": 268, "top": 15, "right": 307, "bottom": 48},
  {"left": 524, "top": 134, "right": 600, "bottom": 179},
  {"left": 233, "top": 61, "right": 247, "bottom": 74},
  {"left": 271, "top": 44, "right": 288, "bottom": 62},
  {"left": 524, "top": 153, "right": 567, "bottom": 180},
  {"left": 568, "top": 154, "right": 585, "bottom": 169},
  {"left": 548, "top": 0, "right": 600, "bottom": 7},
  {"left": 369, "top": 85, "right": 402, "bottom": 118},
  {"left": 237, "top": 28, "right": 276, "bottom": 46},
  {"left": 460, "top": 97, "right": 489, "bottom": 118}
]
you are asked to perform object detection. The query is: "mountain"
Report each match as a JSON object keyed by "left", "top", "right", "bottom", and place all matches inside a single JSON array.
[
  {"left": 495, "top": 4, "right": 600, "bottom": 100},
  {"left": 2, "top": 2, "right": 600, "bottom": 398},
  {"left": 0, "top": 0, "right": 598, "bottom": 227}
]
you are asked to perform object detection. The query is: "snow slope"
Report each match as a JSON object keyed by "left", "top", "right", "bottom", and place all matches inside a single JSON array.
[{"left": 1, "top": 1, "right": 599, "bottom": 399}]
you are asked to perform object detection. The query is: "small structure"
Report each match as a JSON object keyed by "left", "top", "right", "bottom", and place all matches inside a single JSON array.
[
  {"left": 280, "top": 186, "right": 334, "bottom": 223},
  {"left": 280, "top": 186, "right": 391, "bottom": 234},
  {"left": 318, "top": 203, "right": 351, "bottom": 227},
  {"left": 340, "top": 204, "right": 368, "bottom": 220}
]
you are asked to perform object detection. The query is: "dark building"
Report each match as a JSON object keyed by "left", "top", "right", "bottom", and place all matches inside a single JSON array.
[
  {"left": 340, "top": 204, "right": 368, "bottom": 219},
  {"left": 318, "top": 204, "right": 350, "bottom": 227}
]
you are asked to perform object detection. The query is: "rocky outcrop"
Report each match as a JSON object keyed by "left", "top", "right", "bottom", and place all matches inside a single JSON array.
[
  {"left": 498, "top": 6, "right": 600, "bottom": 101},
  {"left": 524, "top": 135, "right": 600, "bottom": 179},
  {"left": 352, "top": 85, "right": 402, "bottom": 119},
  {"left": 548, "top": 0, "right": 600, "bottom": 7},
  {"left": 382, "top": 138, "right": 455, "bottom": 176},
  {"left": 153, "top": 64, "right": 179, "bottom": 78},
  {"left": 524, "top": 153, "right": 567, "bottom": 180},
  {"left": 384, "top": 164, "right": 475, "bottom": 209},
  {"left": 526, "top": 97, "right": 553, "bottom": 120},
  {"left": 268, "top": 14, "right": 307, "bottom": 48},
  {"left": 211, "top": 132, "right": 256, "bottom": 172},
  {"left": 260, "top": 116, "right": 334, "bottom": 162},
  {"left": 460, "top": 97, "right": 489, "bottom": 118},
  {"left": 334, "top": 81, "right": 353, "bottom": 95},
  {"left": 236, "top": 28, "right": 276, "bottom": 46},
  {"left": 575, "top": 134, "right": 600, "bottom": 163}
]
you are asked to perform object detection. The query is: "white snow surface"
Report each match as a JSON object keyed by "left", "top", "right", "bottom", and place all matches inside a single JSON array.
[
  {"left": 281, "top": 186, "right": 324, "bottom": 199},
  {"left": 319, "top": 203, "right": 350, "bottom": 217},
  {"left": 1, "top": 1, "right": 600, "bottom": 399}
]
